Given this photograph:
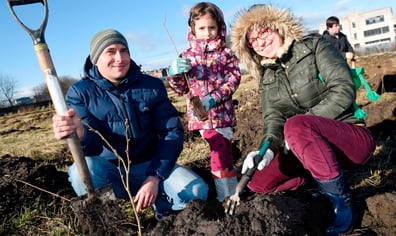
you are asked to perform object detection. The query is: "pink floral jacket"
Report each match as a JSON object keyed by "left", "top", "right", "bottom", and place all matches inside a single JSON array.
[{"left": 167, "top": 25, "right": 241, "bottom": 131}]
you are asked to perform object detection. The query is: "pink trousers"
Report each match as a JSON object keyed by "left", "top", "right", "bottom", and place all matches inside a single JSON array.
[{"left": 203, "top": 129, "right": 236, "bottom": 178}]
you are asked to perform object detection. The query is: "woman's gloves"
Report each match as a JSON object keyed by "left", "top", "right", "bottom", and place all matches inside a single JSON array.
[
  {"left": 168, "top": 58, "right": 191, "bottom": 76},
  {"left": 241, "top": 149, "right": 274, "bottom": 174}
]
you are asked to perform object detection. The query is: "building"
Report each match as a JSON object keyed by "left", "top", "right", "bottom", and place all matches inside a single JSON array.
[
  {"left": 14, "top": 96, "right": 34, "bottom": 105},
  {"left": 319, "top": 7, "right": 396, "bottom": 53}
]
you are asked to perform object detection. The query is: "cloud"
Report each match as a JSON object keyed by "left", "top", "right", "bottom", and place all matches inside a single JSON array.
[
  {"left": 15, "top": 86, "right": 35, "bottom": 98},
  {"left": 299, "top": 11, "right": 328, "bottom": 30},
  {"left": 125, "top": 31, "right": 154, "bottom": 52},
  {"left": 335, "top": 0, "right": 354, "bottom": 11}
]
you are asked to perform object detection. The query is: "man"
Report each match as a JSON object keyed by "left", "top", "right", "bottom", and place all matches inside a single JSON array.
[
  {"left": 52, "top": 29, "right": 208, "bottom": 220},
  {"left": 322, "top": 16, "right": 355, "bottom": 62}
]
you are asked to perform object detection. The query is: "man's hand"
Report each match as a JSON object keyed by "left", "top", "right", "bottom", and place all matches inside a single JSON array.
[
  {"left": 241, "top": 149, "right": 274, "bottom": 174},
  {"left": 52, "top": 109, "right": 84, "bottom": 140},
  {"left": 134, "top": 176, "right": 160, "bottom": 212}
]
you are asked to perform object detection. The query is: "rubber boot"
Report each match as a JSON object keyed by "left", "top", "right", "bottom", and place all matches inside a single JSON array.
[
  {"left": 214, "top": 176, "right": 238, "bottom": 202},
  {"left": 315, "top": 171, "right": 353, "bottom": 235}
]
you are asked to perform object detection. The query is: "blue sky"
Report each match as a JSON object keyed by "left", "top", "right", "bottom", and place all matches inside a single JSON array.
[{"left": 0, "top": 0, "right": 394, "bottom": 98}]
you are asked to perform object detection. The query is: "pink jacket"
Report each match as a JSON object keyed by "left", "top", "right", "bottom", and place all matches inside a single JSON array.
[{"left": 167, "top": 25, "right": 241, "bottom": 131}]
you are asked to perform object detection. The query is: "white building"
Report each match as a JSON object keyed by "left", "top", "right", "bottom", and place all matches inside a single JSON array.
[{"left": 319, "top": 7, "right": 396, "bottom": 52}]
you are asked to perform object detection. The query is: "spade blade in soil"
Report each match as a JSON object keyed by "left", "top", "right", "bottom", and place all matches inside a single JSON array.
[
  {"left": 71, "top": 184, "right": 116, "bottom": 209},
  {"left": 190, "top": 96, "right": 208, "bottom": 121},
  {"left": 225, "top": 140, "right": 272, "bottom": 215},
  {"left": 225, "top": 194, "right": 240, "bottom": 215}
]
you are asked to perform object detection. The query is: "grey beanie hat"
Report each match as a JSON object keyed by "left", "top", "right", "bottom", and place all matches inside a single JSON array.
[{"left": 89, "top": 29, "right": 129, "bottom": 64}]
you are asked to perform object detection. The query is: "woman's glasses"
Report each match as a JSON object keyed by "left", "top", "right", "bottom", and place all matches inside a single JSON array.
[{"left": 247, "top": 27, "right": 272, "bottom": 47}]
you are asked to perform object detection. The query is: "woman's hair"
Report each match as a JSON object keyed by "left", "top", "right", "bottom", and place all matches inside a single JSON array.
[{"left": 188, "top": 2, "right": 225, "bottom": 35}]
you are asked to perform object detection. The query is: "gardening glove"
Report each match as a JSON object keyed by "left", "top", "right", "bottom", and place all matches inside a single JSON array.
[
  {"left": 201, "top": 95, "right": 215, "bottom": 111},
  {"left": 168, "top": 57, "right": 191, "bottom": 76},
  {"left": 241, "top": 149, "right": 274, "bottom": 174}
]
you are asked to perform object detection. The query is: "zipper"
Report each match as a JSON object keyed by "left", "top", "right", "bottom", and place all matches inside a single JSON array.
[
  {"left": 116, "top": 89, "right": 135, "bottom": 146},
  {"left": 203, "top": 44, "right": 213, "bottom": 129},
  {"left": 277, "top": 63, "right": 302, "bottom": 110}
]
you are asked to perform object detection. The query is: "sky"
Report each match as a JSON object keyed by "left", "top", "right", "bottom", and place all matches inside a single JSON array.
[{"left": 0, "top": 0, "right": 395, "bottom": 98}]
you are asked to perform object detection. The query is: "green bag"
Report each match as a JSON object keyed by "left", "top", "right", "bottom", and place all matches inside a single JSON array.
[{"left": 318, "top": 67, "right": 380, "bottom": 120}]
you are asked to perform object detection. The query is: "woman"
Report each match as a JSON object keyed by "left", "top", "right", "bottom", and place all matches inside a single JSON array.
[{"left": 230, "top": 5, "right": 375, "bottom": 234}]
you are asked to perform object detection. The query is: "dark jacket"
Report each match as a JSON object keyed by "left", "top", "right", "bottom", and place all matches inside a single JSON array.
[
  {"left": 322, "top": 30, "right": 354, "bottom": 59},
  {"left": 66, "top": 57, "right": 184, "bottom": 180},
  {"left": 259, "top": 36, "right": 358, "bottom": 153},
  {"left": 231, "top": 5, "right": 358, "bottom": 153}
]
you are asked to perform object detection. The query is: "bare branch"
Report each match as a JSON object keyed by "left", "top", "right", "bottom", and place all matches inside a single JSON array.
[
  {"left": 82, "top": 119, "right": 143, "bottom": 236},
  {"left": 15, "top": 178, "right": 71, "bottom": 202},
  {"left": 162, "top": 11, "right": 180, "bottom": 55},
  {"left": 0, "top": 74, "right": 18, "bottom": 106}
]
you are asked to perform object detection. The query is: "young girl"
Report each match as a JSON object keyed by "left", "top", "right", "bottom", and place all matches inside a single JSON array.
[{"left": 167, "top": 2, "right": 241, "bottom": 202}]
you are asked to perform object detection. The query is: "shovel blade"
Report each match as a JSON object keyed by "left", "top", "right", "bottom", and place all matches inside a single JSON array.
[
  {"left": 95, "top": 184, "right": 116, "bottom": 200},
  {"left": 71, "top": 184, "right": 116, "bottom": 209}
]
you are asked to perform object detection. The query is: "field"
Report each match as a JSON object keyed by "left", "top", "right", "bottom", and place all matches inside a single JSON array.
[{"left": 0, "top": 52, "right": 395, "bottom": 235}]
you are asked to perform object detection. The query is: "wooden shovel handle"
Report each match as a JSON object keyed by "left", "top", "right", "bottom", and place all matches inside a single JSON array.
[
  {"left": 34, "top": 44, "right": 96, "bottom": 197},
  {"left": 7, "top": 0, "right": 96, "bottom": 197}
]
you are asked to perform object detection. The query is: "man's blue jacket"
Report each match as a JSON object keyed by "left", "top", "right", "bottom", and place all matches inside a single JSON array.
[{"left": 65, "top": 57, "right": 184, "bottom": 180}]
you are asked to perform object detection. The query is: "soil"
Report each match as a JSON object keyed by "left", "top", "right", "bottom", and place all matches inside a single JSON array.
[{"left": 1, "top": 52, "right": 395, "bottom": 235}]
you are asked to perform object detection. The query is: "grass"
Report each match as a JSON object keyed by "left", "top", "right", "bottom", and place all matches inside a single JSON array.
[
  {"left": 0, "top": 106, "right": 66, "bottom": 159},
  {"left": 3, "top": 200, "right": 74, "bottom": 235}
]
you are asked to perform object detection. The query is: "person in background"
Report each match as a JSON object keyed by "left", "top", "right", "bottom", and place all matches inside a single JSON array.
[
  {"left": 231, "top": 5, "right": 375, "bottom": 234},
  {"left": 322, "top": 16, "right": 355, "bottom": 62},
  {"left": 52, "top": 29, "right": 208, "bottom": 220},
  {"left": 166, "top": 2, "right": 241, "bottom": 202}
]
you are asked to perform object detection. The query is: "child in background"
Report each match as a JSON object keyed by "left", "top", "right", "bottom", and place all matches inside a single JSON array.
[{"left": 167, "top": 2, "right": 241, "bottom": 202}]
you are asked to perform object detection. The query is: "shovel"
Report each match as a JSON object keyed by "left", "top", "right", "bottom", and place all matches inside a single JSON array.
[
  {"left": 7, "top": 0, "right": 115, "bottom": 203},
  {"left": 225, "top": 140, "right": 271, "bottom": 215}
]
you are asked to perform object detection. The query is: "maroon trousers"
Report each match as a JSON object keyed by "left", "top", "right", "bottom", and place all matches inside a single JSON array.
[{"left": 248, "top": 114, "right": 375, "bottom": 194}]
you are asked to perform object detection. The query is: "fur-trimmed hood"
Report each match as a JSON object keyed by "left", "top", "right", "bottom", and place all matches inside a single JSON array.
[{"left": 230, "top": 4, "right": 306, "bottom": 80}]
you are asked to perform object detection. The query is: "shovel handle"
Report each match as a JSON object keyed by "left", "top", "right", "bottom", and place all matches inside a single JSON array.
[
  {"left": 7, "top": 0, "right": 48, "bottom": 45},
  {"left": 8, "top": 0, "right": 43, "bottom": 6},
  {"left": 35, "top": 44, "right": 96, "bottom": 197},
  {"left": 236, "top": 140, "right": 271, "bottom": 194},
  {"left": 7, "top": 0, "right": 96, "bottom": 197}
]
